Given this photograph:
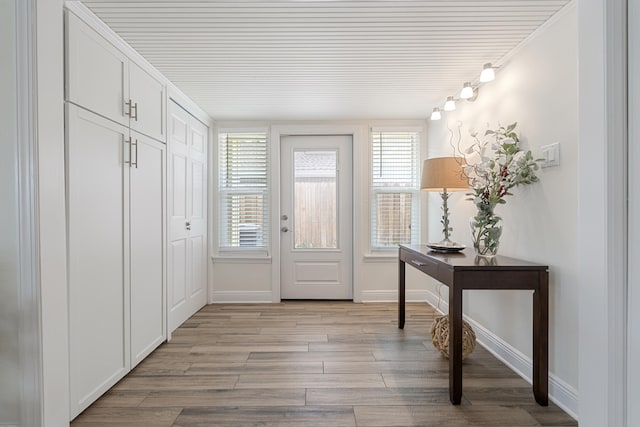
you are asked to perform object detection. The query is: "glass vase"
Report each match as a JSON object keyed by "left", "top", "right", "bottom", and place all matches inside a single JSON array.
[{"left": 470, "top": 203, "right": 502, "bottom": 258}]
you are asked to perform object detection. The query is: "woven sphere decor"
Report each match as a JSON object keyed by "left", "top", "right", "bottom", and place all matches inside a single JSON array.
[{"left": 429, "top": 315, "right": 477, "bottom": 359}]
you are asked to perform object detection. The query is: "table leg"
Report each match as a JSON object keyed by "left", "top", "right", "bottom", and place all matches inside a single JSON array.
[
  {"left": 449, "top": 285, "right": 463, "bottom": 404},
  {"left": 533, "top": 270, "right": 549, "bottom": 405},
  {"left": 398, "top": 258, "right": 406, "bottom": 329}
]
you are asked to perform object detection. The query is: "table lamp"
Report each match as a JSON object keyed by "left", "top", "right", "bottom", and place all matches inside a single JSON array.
[{"left": 421, "top": 157, "right": 469, "bottom": 247}]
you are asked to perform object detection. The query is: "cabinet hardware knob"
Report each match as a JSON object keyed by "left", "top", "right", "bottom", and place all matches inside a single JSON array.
[{"left": 281, "top": 226, "right": 289, "bottom": 232}]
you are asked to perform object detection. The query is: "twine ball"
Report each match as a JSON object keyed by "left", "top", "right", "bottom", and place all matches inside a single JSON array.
[{"left": 429, "top": 315, "right": 476, "bottom": 360}]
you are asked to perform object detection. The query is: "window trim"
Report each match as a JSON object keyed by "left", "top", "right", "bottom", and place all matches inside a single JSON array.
[
  {"left": 369, "top": 127, "right": 421, "bottom": 252},
  {"left": 216, "top": 127, "right": 270, "bottom": 257}
]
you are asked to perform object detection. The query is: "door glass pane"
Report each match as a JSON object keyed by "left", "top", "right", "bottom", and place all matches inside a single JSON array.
[{"left": 293, "top": 150, "right": 337, "bottom": 249}]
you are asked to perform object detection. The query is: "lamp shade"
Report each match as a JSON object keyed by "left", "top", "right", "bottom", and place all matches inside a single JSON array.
[{"left": 421, "top": 157, "right": 469, "bottom": 191}]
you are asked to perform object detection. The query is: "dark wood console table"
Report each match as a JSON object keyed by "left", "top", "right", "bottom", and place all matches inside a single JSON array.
[{"left": 398, "top": 244, "right": 549, "bottom": 406}]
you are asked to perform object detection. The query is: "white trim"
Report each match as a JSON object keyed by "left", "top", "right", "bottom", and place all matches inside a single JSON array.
[
  {"left": 360, "top": 290, "right": 428, "bottom": 303},
  {"left": 167, "top": 87, "right": 211, "bottom": 127},
  {"left": 362, "top": 255, "right": 398, "bottom": 263},
  {"left": 424, "top": 290, "right": 578, "bottom": 419},
  {"left": 212, "top": 256, "right": 272, "bottom": 264},
  {"left": 578, "top": 0, "right": 628, "bottom": 425},
  {"left": 370, "top": 126, "right": 424, "bottom": 133},
  {"left": 210, "top": 291, "right": 273, "bottom": 303},
  {"left": 16, "top": 0, "right": 43, "bottom": 424},
  {"left": 627, "top": 1, "right": 640, "bottom": 425}
]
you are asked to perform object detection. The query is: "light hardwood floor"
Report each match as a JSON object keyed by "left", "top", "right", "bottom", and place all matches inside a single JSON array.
[{"left": 71, "top": 302, "right": 577, "bottom": 426}]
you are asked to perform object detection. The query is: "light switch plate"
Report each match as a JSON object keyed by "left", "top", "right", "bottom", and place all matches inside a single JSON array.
[{"left": 541, "top": 142, "right": 560, "bottom": 168}]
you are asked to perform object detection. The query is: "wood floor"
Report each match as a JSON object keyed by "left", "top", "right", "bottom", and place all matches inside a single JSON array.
[{"left": 71, "top": 302, "right": 577, "bottom": 426}]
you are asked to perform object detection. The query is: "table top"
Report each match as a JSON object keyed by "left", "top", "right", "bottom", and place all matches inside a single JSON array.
[{"left": 399, "top": 244, "right": 548, "bottom": 271}]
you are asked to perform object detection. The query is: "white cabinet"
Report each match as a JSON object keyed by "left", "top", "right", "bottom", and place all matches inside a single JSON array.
[
  {"left": 67, "top": 105, "right": 166, "bottom": 418},
  {"left": 168, "top": 100, "right": 208, "bottom": 333},
  {"left": 67, "top": 105, "right": 131, "bottom": 417},
  {"left": 66, "top": 12, "right": 165, "bottom": 142},
  {"left": 130, "top": 131, "right": 166, "bottom": 366}
]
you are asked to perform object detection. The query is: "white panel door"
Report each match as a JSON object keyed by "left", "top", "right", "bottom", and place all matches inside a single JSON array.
[
  {"left": 129, "top": 61, "right": 165, "bottom": 142},
  {"left": 65, "top": 12, "right": 128, "bottom": 127},
  {"left": 67, "top": 105, "right": 130, "bottom": 418},
  {"left": 187, "top": 118, "right": 208, "bottom": 312},
  {"left": 130, "top": 131, "right": 166, "bottom": 367},
  {"left": 280, "top": 135, "right": 353, "bottom": 300},
  {"left": 168, "top": 101, "right": 208, "bottom": 332}
]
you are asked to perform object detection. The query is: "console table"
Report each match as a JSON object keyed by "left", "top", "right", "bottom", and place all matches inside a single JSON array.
[{"left": 398, "top": 244, "right": 549, "bottom": 406}]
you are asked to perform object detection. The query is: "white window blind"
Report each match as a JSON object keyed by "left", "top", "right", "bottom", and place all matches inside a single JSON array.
[
  {"left": 371, "top": 130, "right": 420, "bottom": 250},
  {"left": 218, "top": 132, "right": 269, "bottom": 251}
]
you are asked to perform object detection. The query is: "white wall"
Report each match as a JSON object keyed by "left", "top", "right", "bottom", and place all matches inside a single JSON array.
[
  {"left": 425, "top": 4, "right": 578, "bottom": 415},
  {"left": 211, "top": 120, "right": 430, "bottom": 303},
  {"left": 0, "top": 0, "right": 20, "bottom": 423},
  {"left": 36, "top": 0, "right": 70, "bottom": 425}
]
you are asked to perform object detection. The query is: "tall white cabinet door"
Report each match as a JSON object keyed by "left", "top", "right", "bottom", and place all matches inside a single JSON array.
[
  {"left": 130, "top": 131, "right": 166, "bottom": 367},
  {"left": 65, "top": 12, "right": 129, "bottom": 127},
  {"left": 167, "top": 101, "right": 208, "bottom": 333},
  {"left": 67, "top": 105, "right": 130, "bottom": 418},
  {"left": 129, "top": 62, "right": 165, "bottom": 142}
]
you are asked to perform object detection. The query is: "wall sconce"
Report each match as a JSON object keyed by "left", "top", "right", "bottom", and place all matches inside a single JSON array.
[
  {"left": 444, "top": 96, "right": 456, "bottom": 111},
  {"left": 459, "top": 82, "right": 475, "bottom": 100},
  {"left": 480, "top": 63, "right": 496, "bottom": 83},
  {"left": 430, "top": 107, "right": 442, "bottom": 121}
]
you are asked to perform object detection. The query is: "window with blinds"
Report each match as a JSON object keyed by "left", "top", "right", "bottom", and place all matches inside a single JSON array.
[
  {"left": 218, "top": 132, "right": 269, "bottom": 252},
  {"left": 371, "top": 130, "right": 420, "bottom": 250}
]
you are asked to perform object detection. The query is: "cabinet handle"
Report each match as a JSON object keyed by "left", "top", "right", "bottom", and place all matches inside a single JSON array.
[
  {"left": 410, "top": 259, "right": 426, "bottom": 267},
  {"left": 125, "top": 99, "right": 132, "bottom": 117},
  {"left": 131, "top": 102, "right": 138, "bottom": 121},
  {"left": 132, "top": 139, "right": 138, "bottom": 168},
  {"left": 125, "top": 137, "right": 132, "bottom": 166}
]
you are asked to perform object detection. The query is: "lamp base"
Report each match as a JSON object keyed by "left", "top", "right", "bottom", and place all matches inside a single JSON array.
[{"left": 437, "top": 237, "right": 462, "bottom": 247}]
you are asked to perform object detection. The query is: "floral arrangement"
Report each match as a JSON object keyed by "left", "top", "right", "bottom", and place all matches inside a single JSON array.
[{"left": 456, "top": 122, "right": 542, "bottom": 256}]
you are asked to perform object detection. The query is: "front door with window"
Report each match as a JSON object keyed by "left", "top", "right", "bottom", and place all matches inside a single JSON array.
[{"left": 280, "top": 135, "right": 353, "bottom": 300}]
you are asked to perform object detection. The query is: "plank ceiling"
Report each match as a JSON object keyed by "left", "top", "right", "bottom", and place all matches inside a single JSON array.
[{"left": 81, "top": 0, "right": 572, "bottom": 120}]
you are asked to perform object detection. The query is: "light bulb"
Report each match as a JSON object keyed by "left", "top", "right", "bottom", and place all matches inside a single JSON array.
[
  {"left": 460, "top": 82, "right": 474, "bottom": 99},
  {"left": 480, "top": 63, "right": 495, "bottom": 83},
  {"left": 444, "top": 96, "right": 456, "bottom": 111},
  {"left": 430, "top": 108, "right": 441, "bottom": 121}
]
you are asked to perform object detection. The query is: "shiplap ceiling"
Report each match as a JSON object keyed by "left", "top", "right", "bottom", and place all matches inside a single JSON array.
[{"left": 81, "top": 0, "right": 571, "bottom": 120}]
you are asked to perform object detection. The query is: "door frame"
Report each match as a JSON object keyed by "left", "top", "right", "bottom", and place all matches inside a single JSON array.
[
  {"left": 279, "top": 134, "right": 353, "bottom": 300},
  {"left": 270, "top": 125, "right": 366, "bottom": 302}
]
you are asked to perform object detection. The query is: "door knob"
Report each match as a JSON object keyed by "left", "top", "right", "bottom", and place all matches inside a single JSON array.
[
  {"left": 186, "top": 221, "right": 191, "bottom": 231},
  {"left": 281, "top": 226, "right": 289, "bottom": 232},
  {"left": 281, "top": 214, "right": 288, "bottom": 221}
]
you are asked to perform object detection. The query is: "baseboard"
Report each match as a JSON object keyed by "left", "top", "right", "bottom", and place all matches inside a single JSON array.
[
  {"left": 210, "top": 290, "right": 273, "bottom": 303},
  {"left": 425, "top": 289, "right": 578, "bottom": 420},
  {"left": 360, "top": 289, "right": 428, "bottom": 302}
]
